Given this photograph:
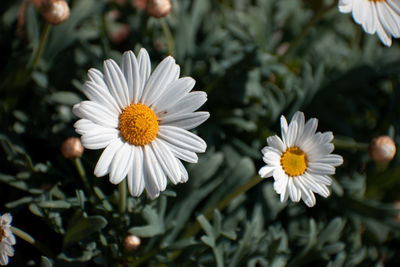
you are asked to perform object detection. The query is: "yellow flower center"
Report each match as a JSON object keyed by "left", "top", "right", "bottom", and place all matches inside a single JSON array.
[
  {"left": 118, "top": 103, "right": 159, "bottom": 146},
  {"left": 280, "top": 147, "right": 308, "bottom": 177}
]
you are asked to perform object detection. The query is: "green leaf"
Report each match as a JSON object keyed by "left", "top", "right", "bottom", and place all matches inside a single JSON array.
[
  {"left": 38, "top": 200, "right": 71, "bottom": 209},
  {"left": 63, "top": 215, "right": 107, "bottom": 247}
]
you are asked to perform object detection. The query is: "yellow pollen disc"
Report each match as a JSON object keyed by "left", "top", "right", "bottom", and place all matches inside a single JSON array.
[
  {"left": 118, "top": 103, "right": 159, "bottom": 146},
  {"left": 280, "top": 147, "right": 308, "bottom": 177}
]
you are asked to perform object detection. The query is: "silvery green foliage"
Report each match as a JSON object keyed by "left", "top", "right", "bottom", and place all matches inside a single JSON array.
[{"left": 0, "top": 0, "right": 400, "bottom": 266}]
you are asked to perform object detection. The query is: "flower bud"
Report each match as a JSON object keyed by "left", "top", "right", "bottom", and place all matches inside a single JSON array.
[
  {"left": 61, "top": 137, "right": 84, "bottom": 159},
  {"left": 124, "top": 235, "right": 141, "bottom": 252},
  {"left": 132, "top": 0, "right": 147, "bottom": 10},
  {"left": 369, "top": 135, "right": 396, "bottom": 164},
  {"left": 41, "top": 0, "right": 70, "bottom": 25},
  {"left": 146, "top": 0, "right": 171, "bottom": 18}
]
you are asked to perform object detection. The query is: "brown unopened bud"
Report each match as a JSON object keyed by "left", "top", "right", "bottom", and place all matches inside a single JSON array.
[
  {"left": 369, "top": 135, "right": 396, "bottom": 163},
  {"left": 146, "top": 0, "right": 171, "bottom": 18},
  {"left": 124, "top": 235, "right": 141, "bottom": 252},
  {"left": 61, "top": 137, "right": 84, "bottom": 159},
  {"left": 132, "top": 0, "right": 147, "bottom": 10},
  {"left": 41, "top": 0, "right": 70, "bottom": 25}
]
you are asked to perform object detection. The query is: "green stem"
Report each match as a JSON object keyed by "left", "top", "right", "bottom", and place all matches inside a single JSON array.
[
  {"left": 160, "top": 18, "right": 175, "bottom": 56},
  {"left": 118, "top": 179, "right": 127, "bottom": 214},
  {"left": 333, "top": 139, "right": 369, "bottom": 151},
  {"left": 280, "top": 2, "right": 336, "bottom": 59},
  {"left": 74, "top": 158, "right": 95, "bottom": 202},
  {"left": 11, "top": 226, "right": 54, "bottom": 258},
  {"left": 32, "top": 23, "right": 51, "bottom": 68}
]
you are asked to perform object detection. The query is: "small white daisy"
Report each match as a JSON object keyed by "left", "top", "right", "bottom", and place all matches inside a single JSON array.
[
  {"left": 73, "top": 48, "right": 209, "bottom": 198},
  {"left": 338, "top": 0, "right": 400, "bottom": 46},
  {"left": 0, "top": 213, "right": 16, "bottom": 266},
  {"left": 259, "top": 111, "right": 343, "bottom": 207}
]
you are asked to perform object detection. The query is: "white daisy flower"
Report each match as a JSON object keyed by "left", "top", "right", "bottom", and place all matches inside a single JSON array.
[
  {"left": 73, "top": 48, "right": 209, "bottom": 198},
  {"left": 338, "top": 0, "right": 400, "bottom": 46},
  {"left": 258, "top": 111, "right": 343, "bottom": 207},
  {"left": 0, "top": 213, "right": 16, "bottom": 266}
]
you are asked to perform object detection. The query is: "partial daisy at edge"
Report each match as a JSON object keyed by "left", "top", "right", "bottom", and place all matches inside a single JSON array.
[
  {"left": 338, "top": 0, "right": 400, "bottom": 46},
  {"left": 73, "top": 48, "right": 209, "bottom": 199},
  {"left": 258, "top": 111, "right": 343, "bottom": 207},
  {"left": 0, "top": 213, "right": 16, "bottom": 266}
]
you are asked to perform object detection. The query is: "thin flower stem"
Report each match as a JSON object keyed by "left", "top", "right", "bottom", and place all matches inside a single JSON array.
[
  {"left": 32, "top": 23, "right": 51, "bottom": 68},
  {"left": 280, "top": 2, "right": 336, "bottom": 60},
  {"left": 74, "top": 158, "right": 95, "bottom": 202},
  {"left": 118, "top": 179, "right": 127, "bottom": 214},
  {"left": 160, "top": 18, "right": 175, "bottom": 56},
  {"left": 333, "top": 139, "right": 369, "bottom": 151},
  {"left": 11, "top": 226, "right": 54, "bottom": 258}
]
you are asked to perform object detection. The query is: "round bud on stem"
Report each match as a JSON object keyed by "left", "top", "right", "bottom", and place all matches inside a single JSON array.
[
  {"left": 61, "top": 137, "right": 84, "bottom": 159},
  {"left": 124, "top": 235, "right": 141, "bottom": 252},
  {"left": 369, "top": 135, "right": 396, "bottom": 164},
  {"left": 146, "top": 0, "right": 171, "bottom": 18},
  {"left": 41, "top": 0, "right": 70, "bottom": 25}
]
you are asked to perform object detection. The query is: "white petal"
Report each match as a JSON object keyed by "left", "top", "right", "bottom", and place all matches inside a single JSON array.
[
  {"left": 315, "top": 154, "right": 343, "bottom": 167},
  {"left": 1, "top": 214, "right": 12, "bottom": 225},
  {"left": 103, "top": 59, "right": 130, "bottom": 108},
  {"left": 280, "top": 115, "right": 289, "bottom": 146},
  {"left": 140, "top": 57, "right": 178, "bottom": 106},
  {"left": 128, "top": 146, "right": 145, "bottom": 197},
  {"left": 294, "top": 178, "right": 316, "bottom": 207},
  {"left": 158, "top": 125, "right": 207, "bottom": 153},
  {"left": 298, "top": 118, "right": 318, "bottom": 144},
  {"left": 376, "top": 17, "right": 392, "bottom": 46},
  {"left": 73, "top": 101, "right": 118, "bottom": 128},
  {"left": 292, "top": 111, "right": 305, "bottom": 145},
  {"left": 143, "top": 145, "right": 167, "bottom": 198},
  {"left": 308, "top": 162, "right": 336, "bottom": 175},
  {"left": 288, "top": 178, "right": 301, "bottom": 202},
  {"left": 177, "top": 160, "right": 189, "bottom": 183},
  {"left": 121, "top": 51, "right": 142, "bottom": 103},
  {"left": 286, "top": 121, "right": 298, "bottom": 147},
  {"left": 376, "top": 1, "right": 400, "bottom": 37},
  {"left": 137, "top": 48, "right": 151, "bottom": 91},
  {"left": 161, "top": 139, "right": 199, "bottom": 163},
  {"left": 151, "top": 139, "right": 181, "bottom": 184},
  {"left": 152, "top": 77, "right": 196, "bottom": 113},
  {"left": 352, "top": 0, "right": 367, "bottom": 25},
  {"left": 94, "top": 138, "right": 124, "bottom": 177},
  {"left": 338, "top": 0, "right": 353, "bottom": 13},
  {"left": 362, "top": 1, "right": 377, "bottom": 34},
  {"left": 82, "top": 81, "right": 120, "bottom": 114},
  {"left": 81, "top": 130, "right": 118, "bottom": 150},
  {"left": 262, "top": 151, "right": 281, "bottom": 166},
  {"left": 259, "top": 165, "right": 275, "bottom": 178},
  {"left": 109, "top": 142, "right": 132, "bottom": 185},
  {"left": 267, "top": 135, "right": 286, "bottom": 152},
  {"left": 87, "top": 68, "right": 107, "bottom": 87},
  {"left": 387, "top": 0, "right": 400, "bottom": 14},
  {"left": 158, "top": 91, "right": 207, "bottom": 117},
  {"left": 160, "top": 112, "right": 210, "bottom": 130}
]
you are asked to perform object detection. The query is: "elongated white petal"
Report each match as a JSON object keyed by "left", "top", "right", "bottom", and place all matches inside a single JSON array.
[
  {"left": 158, "top": 91, "right": 207, "bottom": 116},
  {"left": 267, "top": 135, "right": 286, "bottom": 152},
  {"left": 141, "top": 57, "right": 177, "bottom": 106},
  {"left": 151, "top": 139, "right": 181, "bottom": 184},
  {"left": 128, "top": 147, "right": 145, "bottom": 196},
  {"left": 143, "top": 145, "right": 167, "bottom": 198},
  {"left": 259, "top": 166, "right": 275, "bottom": 178},
  {"left": 83, "top": 81, "right": 121, "bottom": 114},
  {"left": 73, "top": 101, "right": 118, "bottom": 128},
  {"left": 103, "top": 59, "right": 130, "bottom": 108},
  {"left": 109, "top": 142, "right": 132, "bottom": 184},
  {"left": 152, "top": 77, "right": 196, "bottom": 112},
  {"left": 158, "top": 125, "right": 207, "bottom": 153},
  {"left": 121, "top": 51, "right": 141, "bottom": 103},
  {"left": 94, "top": 138, "right": 124, "bottom": 177},
  {"left": 160, "top": 112, "right": 210, "bottom": 130}
]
